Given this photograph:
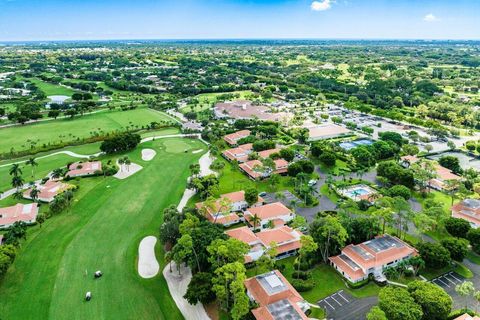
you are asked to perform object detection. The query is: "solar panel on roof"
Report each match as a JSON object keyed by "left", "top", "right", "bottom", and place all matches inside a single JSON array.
[{"left": 266, "top": 299, "right": 304, "bottom": 320}]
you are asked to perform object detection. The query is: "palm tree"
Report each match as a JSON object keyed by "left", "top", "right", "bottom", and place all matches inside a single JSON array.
[
  {"left": 124, "top": 157, "right": 131, "bottom": 172},
  {"left": 9, "top": 163, "right": 22, "bottom": 177},
  {"left": 30, "top": 187, "right": 40, "bottom": 202},
  {"left": 250, "top": 214, "right": 261, "bottom": 231},
  {"left": 118, "top": 158, "right": 125, "bottom": 172},
  {"left": 11, "top": 175, "right": 24, "bottom": 192},
  {"left": 51, "top": 168, "right": 63, "bottom": 180}
]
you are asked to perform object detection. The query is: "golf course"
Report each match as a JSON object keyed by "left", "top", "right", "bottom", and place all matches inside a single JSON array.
[
  {"left": 0, "top": 108, "right": 174, "bottom": 154},
  {"left": 0, "top": 136, "right": 205, "bottom": 320}
]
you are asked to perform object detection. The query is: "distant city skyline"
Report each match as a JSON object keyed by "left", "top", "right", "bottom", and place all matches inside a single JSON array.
[{"left": 0, "top": 0, "right": 479, "bottom": 41}]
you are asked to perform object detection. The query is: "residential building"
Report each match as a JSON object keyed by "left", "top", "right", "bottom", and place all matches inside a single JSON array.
[
  {"left": 226, "top": 226, "right": 303, "bottom": 262},
  {"left": 258, "top": 148, "right": 282, "bottom": 159},
  {"left": 195, "top": 190, "right": 263, "bottom": 226},
  {"left": 0, "top": 203, "right": 39, "bottom": 227},
  {"left": 452, "top": 199, "right": 480, "bottom": 228},
  {"left": 222, "top": 143, "right": 253, "bottom": 163},
  {"left": 401, "top": 155, "right": 462, "bottom": 191},
  {"left": 329, "top": 234, "right": 417, "bottom": 283},
  {"left": 239, "top": 159, "right": 289, "bottom": 180},
  {"left": 244, "top": 202, "right": 294, "bottom": 229},
  {"left": 24, "top": 180, "right": 73, "bottom": 203},
  {"left": 244, "top": 270, "right": 310, "bottom": 320},
  {"left": 223, "top": 130, "right": 251, "bottom": 146},
  {"left": 67, "top": 161, "right": 102, "bottom": 177}
]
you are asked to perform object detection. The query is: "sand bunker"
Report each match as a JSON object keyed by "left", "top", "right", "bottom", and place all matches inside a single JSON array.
[
  {"left": 138, "top": 236, "right": 159, "bottom": 279},
  {"left": 114, "top": 162, "right": 143, "bottom": 179},
  {"left": 199, "top": 151, "right": 216, "bottom": 177},
  {"left": 141, "top": 149, "right": 156, "bottom": 161}
]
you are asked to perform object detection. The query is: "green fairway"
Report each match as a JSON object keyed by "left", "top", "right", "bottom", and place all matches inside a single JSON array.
[
  {"left": 0, "top": 108, "right": 173, "bottom": 155},
  {"left": 27, "top": 78, "right": 77, "bottom": 96},
  {"left": 0, "top": 137, "right": 205, "bottom": 320}
]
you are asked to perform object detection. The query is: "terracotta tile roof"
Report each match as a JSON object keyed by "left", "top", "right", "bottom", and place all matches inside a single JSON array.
[
  {"left": 23, "top": 180, "right": 72, "bottom": 203},
  {"left": 239, "top": 160, "right": 265, "bottom": 179},
  {"left": 244, "top": 270, "right": 304, "bottom": 307},
  {"left": 255, "top": 226, "right": 302, "bottom": 253},
  {"left": 225, "top": 226, "right": 259, "bottom": 244},
  {"left": 251, "top": 298, "right": 309, "bottom": 320},
  {"left": 222, "top": 144, "right": 253, "bottom": 162},
  {"left": 67, "top": 161, "right": 102, "bottom": 177},
  {"left": 454, "top": 314, "right": 480, "bottom": 320},
  {"left": 400, "top": 155, "right": 461, "bottom": 186},
  {"left": 329, "top": 255, "right": 366, "bottom": 281},
  {"left": 330, "top": 234, "right": 417, "bottom": 276},
  {"left": 223, "top": 130, "right": 251, "bottom": 145},
  {"left": 0, "top": 203, "right": 39, "bottom": 226},
  {"left": 452, "top": 199, "right": 480, "bottom": 226},
  {"left": 258, "top": 148, "right": 281, "bottom": 159},
  {"left": 245, "top": 202, "right": 292, "bottom": 222}
]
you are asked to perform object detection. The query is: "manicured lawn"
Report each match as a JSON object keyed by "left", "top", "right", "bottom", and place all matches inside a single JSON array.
[
  {"left": 413, "top": 190, "right": 454, "bottom": 211},
  {"left": 0, "top": 137, "right": 205, "bottom": 320},
  {"left": 180, "top": 90, "right": 254, "bottom": 113},
  {"left": 455, "top": 263, "right": 474, "bottom": 279},
  {"left": 27, "top": 78, "right": 77, "bottom": 96},
  {"left": 317, "top": 159, "right": 350, "bottom": 176},
  {"left": 467, "top": 251, "right": 480, "bottom": 265},
  {"left": 216, "top": 157, "right": 294, "bottom": 195},
  {"left": 0, "top": 108, "right": 173, "bottom": 154},
  {"left": 420, "top": 265, "right": 454, "bottom": 280}
]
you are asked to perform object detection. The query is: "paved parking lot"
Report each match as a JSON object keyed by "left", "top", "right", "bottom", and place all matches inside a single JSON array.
[
  {"left": 262, "top": 190, "right": 300, "bottom": 206},
  {"left": 432, "top": 271, "right": 464, "bottom": 290},
  {"left": 318, "top": 290, "right": 377, "bottom": 320}
]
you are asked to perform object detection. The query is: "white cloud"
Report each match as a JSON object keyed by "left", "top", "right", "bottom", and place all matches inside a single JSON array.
[
  {"left": 423, "top": 13, "right": 439, "bottom": 22},
  {"left": 311, "top": 0, "right": 333, "bottom": 11}
]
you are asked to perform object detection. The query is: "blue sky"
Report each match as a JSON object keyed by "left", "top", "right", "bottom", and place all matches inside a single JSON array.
[{"left": 0, "top": 0, "right": 479, "bottom": 41}]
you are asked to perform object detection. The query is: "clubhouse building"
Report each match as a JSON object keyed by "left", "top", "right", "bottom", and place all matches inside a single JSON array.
[
  {"left": 329, "top": 234, "right": 417, "bottom": 283},
  {"left": 0, "top": 203, "right": 39, "bottom": 228},
  {"left": 244, "top": 270, "right": 310, "bottom": 320}
]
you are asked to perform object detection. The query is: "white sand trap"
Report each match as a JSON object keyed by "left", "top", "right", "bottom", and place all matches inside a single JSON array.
[
  {"left": 141, "top": 148, "right": 156, "bottom": 161},
  {"left": 138, "top": 236, "right": 160, "bottom": 279},
  {"left": 177, "top": 188, "right": 196, "bottom": 211},
  {"left": 199, "top": 151, "right": 217, "bottom": 177},
  {"left": 192, "top": 149, "right": 203, "bottom": 154},
  {"left": 114, "top": 162, "right": 143, "bottom": 179}
]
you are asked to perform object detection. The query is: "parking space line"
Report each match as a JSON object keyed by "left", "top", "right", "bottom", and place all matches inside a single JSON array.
[
  {"left": 330, "top": 295, "right": 342, "bottom": 306},
  {"left": 443, "top": 276, "right": 457, "bottom": 285},
  {"left": 338, "top": 292, "right": 349, "bottom": 303},
  {"left": 322, "top": 299, "right": 335, "bottom": 310},
  {"left": 449, "top": 273, "right": 462, "bottom": 282},
  {"left": 434, "top": 278, "right": 450, "bottom": 287}
]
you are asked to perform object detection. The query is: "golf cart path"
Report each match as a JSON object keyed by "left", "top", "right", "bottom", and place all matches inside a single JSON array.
[
  {"left": 0, "top": 150, "right": 103, "bottom": 168},
  {"left": 137, "top": 236, "right": 160, "bottom": 278},
  {"left": 177, "top": 151, "right": 216, "bottom": 211},
  {"left": 163, "top": 261, "right": 210, "bottom": 320}
]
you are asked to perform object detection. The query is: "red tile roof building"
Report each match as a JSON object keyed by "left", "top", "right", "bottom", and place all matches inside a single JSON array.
[
  {"left": 244, "top": 202, "right": 294, "bottom": 230},
  {"left": 454, "top": 314, "right": 480, "bottom": 320},
  {"left": 401, "top": 155, "right": 462, "bottom": 191},
  {"left": 23, "top": 180, "right": 73, "bottom": 203},
  {"left": 195, "top": 190, "right": 264, "bottom": 226},
  {"left": 222, "top": 144, "right": 253, "bottom": 163},
  {"left": 244, "top": 270, "right": 310, "bottom": 320},
  {"left": 452, "top": 199, "right": 480, "bottom": 228},
  {"left": 67, "top": 161, "right": 102, "bottom": 177},
  {"left": 239, "top": 159, "right": 289, "bottom": 180},
  {"left": 223, "top": 130, "right": 251, "bottom": 146},
  {"left": 225, "top": 225, "right": 302, "bottom": 262},
  {"left": 0, "top": 203, "right": 39, "bottom": 227},
  {"left": 330, "top": 234, "right": 417, "bottom": 283}
]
